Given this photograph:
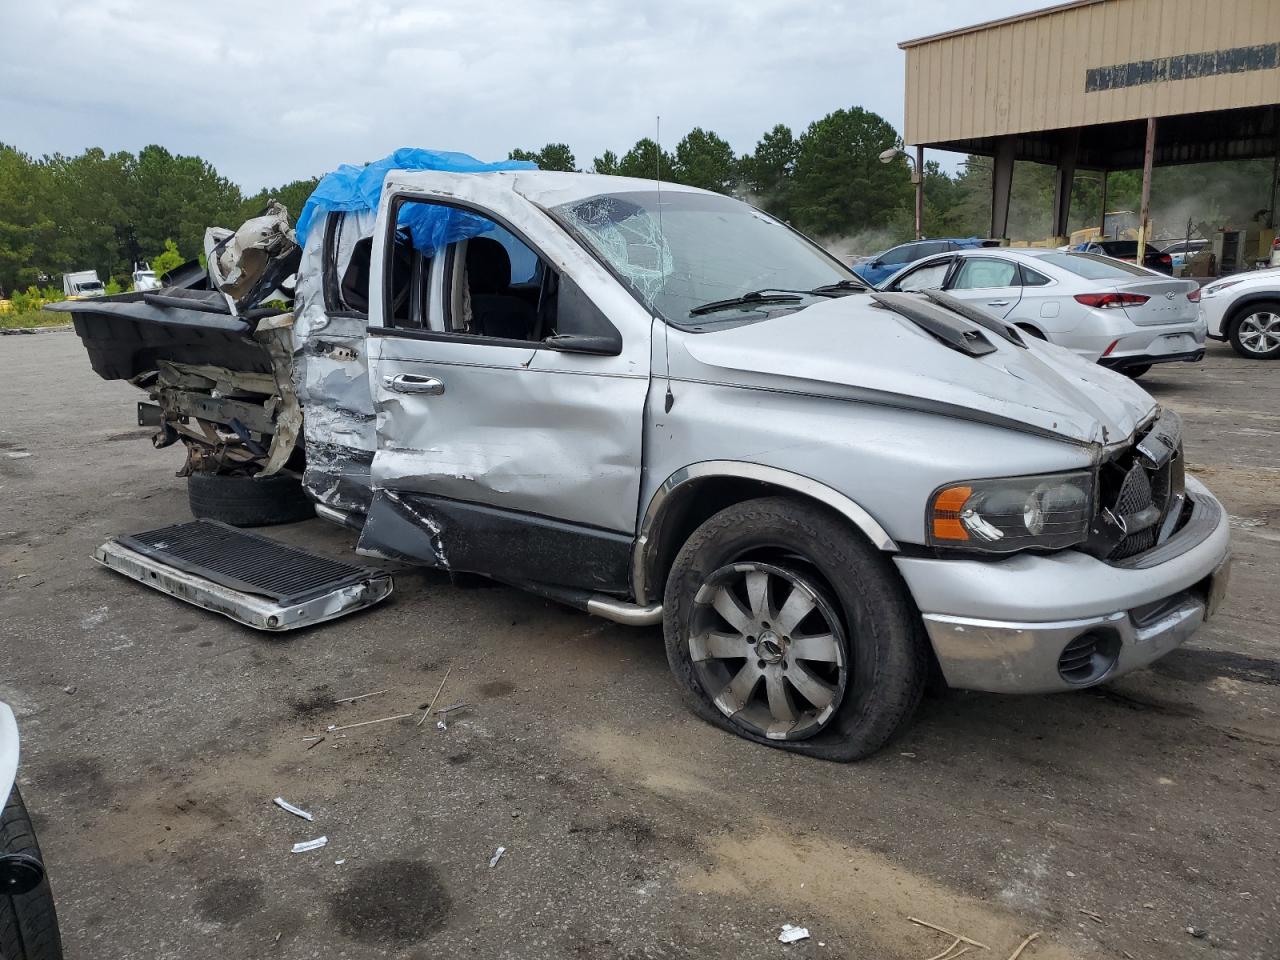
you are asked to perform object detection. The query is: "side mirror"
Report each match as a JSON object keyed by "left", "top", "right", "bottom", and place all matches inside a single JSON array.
[{"left": 544, "top": 333, "right": 622, "bottom": 356}]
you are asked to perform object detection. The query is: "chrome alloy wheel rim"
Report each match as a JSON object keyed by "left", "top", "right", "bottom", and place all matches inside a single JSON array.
[
  {"left": 688, "top": 562, "right": 847, "bottom": 740},
  {"left": 1239, "top": 311, "right": 1280, "bottom": 354}
]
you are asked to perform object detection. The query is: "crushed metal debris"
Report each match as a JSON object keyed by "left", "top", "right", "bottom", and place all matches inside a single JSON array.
[{"left": 273, "top": 797, "right": 314, "bottom": 822}]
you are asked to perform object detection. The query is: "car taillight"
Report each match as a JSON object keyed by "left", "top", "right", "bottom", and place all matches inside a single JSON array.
[
  {"left": 1187, "top": 287, "right": 1201, "bottom": 303},
  {"left": 1074, "top": 292, "right": 1151, "bottom": 309}
]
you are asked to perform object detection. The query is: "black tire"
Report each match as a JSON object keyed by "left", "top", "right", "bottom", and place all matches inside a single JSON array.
[
  {"left": 187, "top": 471, "right": 315, "bottom": 527},
  {"left": 1123, "top": 364, "right": 1152, "bottom": 379},
  {"left": 1, "top": 786, "right": 64, "bottom": 960},
  {"left": 1228, "top": 300, "right": 1280, "bottom": 359},
  {"left": 663, "top": 497, "right": 928, "bottom": 761}
]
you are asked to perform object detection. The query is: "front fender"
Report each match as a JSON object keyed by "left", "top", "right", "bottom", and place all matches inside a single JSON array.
[
  {"left": 633, "top": 460, "right": 898, "bottom": 604},
  {"left": 0, "top": 703, "right": 17, "bottom": 809}
]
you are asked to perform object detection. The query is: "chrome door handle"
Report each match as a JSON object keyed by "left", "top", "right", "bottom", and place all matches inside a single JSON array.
[
  {"left": 383, "top": 374, "right": 445, "bottom": 395},
  {"left": 986, "top": 299, "right": 1011, "bottom": 307}
]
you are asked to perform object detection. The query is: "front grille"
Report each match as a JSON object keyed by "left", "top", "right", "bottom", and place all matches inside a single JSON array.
[
  {"left": 1111, "top": 464, "right": 1158, "bottom": 559},
  {"left": 1091, "top": 412, "right": 1187, "bottom": 562},
  {"left": 118, "top": 520, "right": 374, "bottom": 603}
]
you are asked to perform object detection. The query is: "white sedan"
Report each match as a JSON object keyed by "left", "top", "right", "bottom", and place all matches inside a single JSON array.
[
  {"left": 879, "top": 248, "right": 1205, "bottom": 377},
  {"left": 1198, "top": 267, "right": 1280, "bottom": 359}
]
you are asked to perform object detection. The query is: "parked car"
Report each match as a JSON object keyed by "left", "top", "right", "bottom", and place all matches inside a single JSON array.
[
  {"left": 60, "top": 270, "right": 104, "bottom": 299},
  {"left": 880, "top": 248, "right": 1205, "bottom": 377},
  {"left": 1, "top": 702, "right": 64, "bottom": 960},
  {"left": 1159, "top": 238, "right": 1209, "bottom": 272},
  {"left": 1071, "top": 239, "right": 1174, "bottom": 275},
  {"left": 851, "top": 237, "right": 1000, "bottom": 286},
  {"left": 1199, "top": 266, "right": 1280, "bottom": 359},
  {"left": 50, "top": 161, "right": 1231, "bottom": 760}
]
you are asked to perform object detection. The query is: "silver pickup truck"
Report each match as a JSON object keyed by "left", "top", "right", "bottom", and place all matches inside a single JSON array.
[{"left": 52, "top": 166, "right": 1231, "bottom": 760}]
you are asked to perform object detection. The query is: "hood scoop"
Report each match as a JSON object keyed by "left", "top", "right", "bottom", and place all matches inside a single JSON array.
[{"left": 870, "top": 292, "right": 998, "bottom": 357}]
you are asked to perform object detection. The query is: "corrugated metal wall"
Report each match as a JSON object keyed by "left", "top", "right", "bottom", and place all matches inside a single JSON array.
[{"left": 903, "top": 0, "right": 1280, "bottom": 145}]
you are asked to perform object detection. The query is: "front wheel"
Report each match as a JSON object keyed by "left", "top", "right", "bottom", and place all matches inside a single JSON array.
[
  {"left": 1, "top": 786, "right": 64, "bottom": 960},
  {"left": 1229, "top": 302, "right": 1280, "bottom": 359},
  {"left": 662, "top": 497, "right": 928, "bottom": 761}
]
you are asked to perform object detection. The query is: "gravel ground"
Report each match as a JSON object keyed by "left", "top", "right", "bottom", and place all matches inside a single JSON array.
[{"left": 1, "top": 331, "right": 1276, "bottom": 960}]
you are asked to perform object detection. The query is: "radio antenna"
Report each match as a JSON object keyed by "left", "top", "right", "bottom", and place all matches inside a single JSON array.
[{"left": 655, "top": 115, "right": 664, "bottom": 238}]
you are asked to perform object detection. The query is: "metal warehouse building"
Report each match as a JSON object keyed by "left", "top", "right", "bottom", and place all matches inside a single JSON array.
[{"left": 900, "top": 0, "right": 1280, "bottom": 251}]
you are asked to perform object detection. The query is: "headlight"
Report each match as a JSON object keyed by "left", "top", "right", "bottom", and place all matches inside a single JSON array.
[
  {"left": 927, "top": 471, "right": 1094, "bottom": 554},
  {"left": 1202, "top": 279, "right": 1244, "bottom": 298}
]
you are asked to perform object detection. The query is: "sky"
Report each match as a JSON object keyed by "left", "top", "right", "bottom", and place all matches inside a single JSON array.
[{"left": 1, "top": 0, "right": 1064, "bottom": 191}]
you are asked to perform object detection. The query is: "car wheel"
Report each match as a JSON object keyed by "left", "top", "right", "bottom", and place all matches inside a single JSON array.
[
  {"left": 1123, "top": 364, "right": 1152, "bottom": 378},
  {"left": 188, "top": 471, "right": 315, "bottom": 527},
  {"left": 1, "top": 786, "right": 64, "bottom": 960},
  {"left": 1229, "top": 302, "right": 1280, "bottom": 359},
  {"left": 662, "top": 497, "right": 927, "bottom": 761}
]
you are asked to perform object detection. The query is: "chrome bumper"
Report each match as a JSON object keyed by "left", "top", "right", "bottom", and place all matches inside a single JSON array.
[{"left": 898, "top": 477, "right": 1230, "bottom": 695}]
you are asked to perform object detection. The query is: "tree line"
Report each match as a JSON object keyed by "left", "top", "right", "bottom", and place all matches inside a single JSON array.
[{"left": 2, "top": 103, "right": 1275, "bottom": 297}]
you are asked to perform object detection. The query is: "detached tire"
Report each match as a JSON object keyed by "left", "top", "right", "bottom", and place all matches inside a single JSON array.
[
  {"left": 663, "top": 497, "right": 927, "bottom": 761},
  {"left": 1, "top": 786, "right": 64, "bottom": 960},
  {"left": 188, "top": 472, "right": 314, "bottom": 527}
]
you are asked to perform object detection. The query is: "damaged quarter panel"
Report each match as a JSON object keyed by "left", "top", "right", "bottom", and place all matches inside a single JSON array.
[
  {"left": 293, "top": 210, "right": 379, "bottom": 514},
  {"left": 360, "top": 172, "right": 655, "bottom": 577}
]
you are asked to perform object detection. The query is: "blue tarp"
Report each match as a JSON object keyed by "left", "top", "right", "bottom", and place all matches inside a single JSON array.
[{"left": 294, "top": 148, "right": 537, "bottom": 251}]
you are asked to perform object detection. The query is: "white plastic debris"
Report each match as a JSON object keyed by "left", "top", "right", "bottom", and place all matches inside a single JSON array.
[
  {"left": 437, "top": 719, "right": 448, "bottom": 731},
  {"left": 274, "top": 797, "right": 314, "bottom": 822},
  {"left": 489, "top": 846, "right": 506, "bottom": 868},
  {"left": 291, "top": 836, "right": 328, "bottom": 853},
  {"left": 334, "top": 859, "right": 346, "bottom": 866},
  {"left": 778, "top": 924, "right": 811, "bottom": 944}
]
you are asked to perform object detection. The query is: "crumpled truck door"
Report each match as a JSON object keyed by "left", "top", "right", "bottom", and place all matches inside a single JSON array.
[{"left": 357, "top": 171, "right": 655, "bottom": 594}]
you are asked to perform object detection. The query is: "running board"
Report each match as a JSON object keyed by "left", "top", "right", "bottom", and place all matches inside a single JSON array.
[{"left": 94, "top": 519, "right": 393, "bottom": 631}]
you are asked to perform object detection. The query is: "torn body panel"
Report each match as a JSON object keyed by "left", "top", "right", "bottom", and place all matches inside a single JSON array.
[
  {"left": 357, "top": 488, "right": 632, "bottom": 591},
  {"left": 293, "top": 210, "right": 379, "bottom": 512}
]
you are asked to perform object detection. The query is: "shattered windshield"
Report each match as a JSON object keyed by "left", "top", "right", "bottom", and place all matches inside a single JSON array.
[{"left": 550, "top": 190, "right": 856, "bottom": 325}]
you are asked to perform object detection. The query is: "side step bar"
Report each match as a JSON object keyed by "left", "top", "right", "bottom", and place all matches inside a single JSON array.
[{"left": 94, "top": 519, "right": 393, "bottom": 631}]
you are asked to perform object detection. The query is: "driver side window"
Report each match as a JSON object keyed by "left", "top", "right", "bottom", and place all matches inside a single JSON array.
[{"left": 382, "top": 197, "right": 621, "bottom": 350}]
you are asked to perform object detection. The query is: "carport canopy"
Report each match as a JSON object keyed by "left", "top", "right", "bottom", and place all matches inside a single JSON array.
[{"left": 900, "top": 0, "right": 1280, "bottom": 240}]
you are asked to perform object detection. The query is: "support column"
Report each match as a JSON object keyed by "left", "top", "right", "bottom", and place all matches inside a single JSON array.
[
  {"left": 1098, "top": 170, "right": 1109, "bottom": 237},
  {"left": 914, "top": 145, "right": 925, "bottom": 240},
  {"left": 1052, "top": 131, "right": 1080, "bottom": 241},
  {"left": 1137, "top": 117, "right": 1157, "bottom": 262},
  {"left": 990, "top": 135, "right": 1016, "bottom": 241}
]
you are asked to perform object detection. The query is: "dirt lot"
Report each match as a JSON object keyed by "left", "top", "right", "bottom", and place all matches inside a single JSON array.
[{"left": 1, "top": 330, "right": 1276, "bottom": 960}]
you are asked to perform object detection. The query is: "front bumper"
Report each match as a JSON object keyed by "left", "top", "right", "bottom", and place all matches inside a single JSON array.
[{"left": 894, "top": 477, "right": 1230, "bottom": 694}]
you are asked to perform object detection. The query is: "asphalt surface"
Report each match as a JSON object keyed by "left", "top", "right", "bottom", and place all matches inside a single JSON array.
[{"left": 1, "top": 330, "right": 1276, "bottom": 960}]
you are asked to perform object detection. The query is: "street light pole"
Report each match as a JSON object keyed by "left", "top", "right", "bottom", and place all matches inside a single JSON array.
[{"left": 879, "top": 146, "right": 923, "bottom": 240}]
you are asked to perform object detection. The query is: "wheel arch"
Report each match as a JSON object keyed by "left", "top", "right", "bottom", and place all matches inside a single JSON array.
[
  {"left": 1013, "top": 321, "right": 1048, "bottom": 340},
  {"left": 1225, "top": 292, "right": 1280, "bottom": 331},
  {"left": 633, "top": 461, "right": 896, "bottom": 604}
]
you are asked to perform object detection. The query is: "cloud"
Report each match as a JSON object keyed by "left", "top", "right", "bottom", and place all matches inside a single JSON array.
[{"left": 0, "top": 0, "right": 1058, "bottom": 189}]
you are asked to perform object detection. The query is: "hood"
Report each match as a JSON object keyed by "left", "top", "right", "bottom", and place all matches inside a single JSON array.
[{"left": 667, "top": 295, "right": 1156, "bottom": 447}]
